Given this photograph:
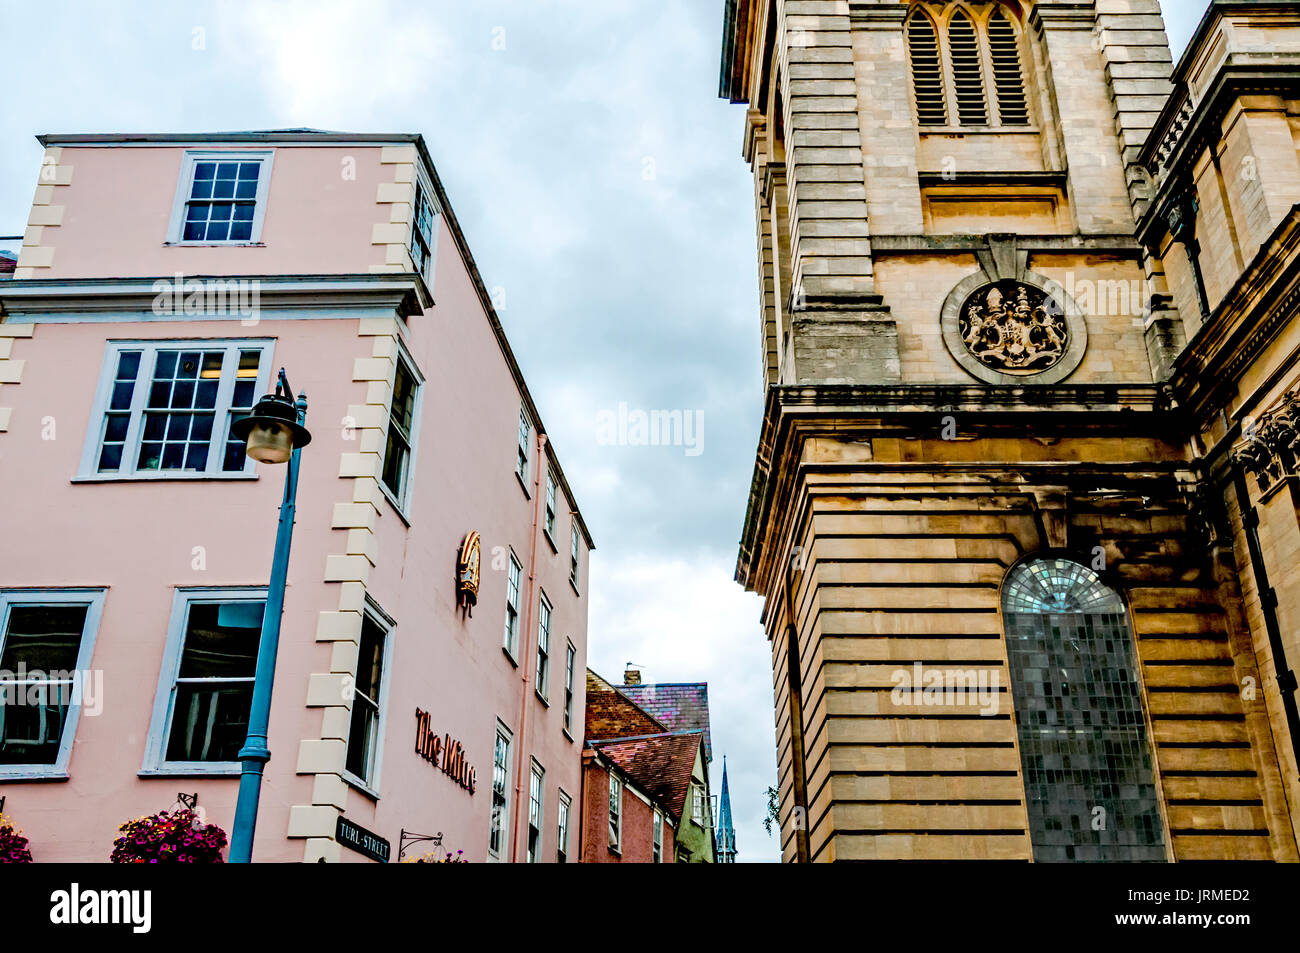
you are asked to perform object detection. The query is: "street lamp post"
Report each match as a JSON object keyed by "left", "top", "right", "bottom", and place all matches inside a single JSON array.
[{"left": 228, "top": 369, "right": 312, "bottom": 863}]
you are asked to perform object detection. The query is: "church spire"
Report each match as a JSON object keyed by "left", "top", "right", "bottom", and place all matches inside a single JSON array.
[{"left": 717, "top": 756, "right": 737, "bottom": 863}]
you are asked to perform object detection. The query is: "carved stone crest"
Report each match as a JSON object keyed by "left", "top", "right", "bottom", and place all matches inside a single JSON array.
[
  {"left": 958, "top": 280, "right": 1068, "bottom": 375},
  {"left": 939, "top": 238, "right": 1088, "bottom": 386}
]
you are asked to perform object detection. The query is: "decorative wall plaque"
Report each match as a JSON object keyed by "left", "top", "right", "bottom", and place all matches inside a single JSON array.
[
  {"left": 456, "top": 531, "right": 480, "bottom": 616},
  {"left": 958, "top": 279, "right": 1068, "bottom": 375},
  {"left": 939, "top": 240, "right": 1088, "bottom": 386}
]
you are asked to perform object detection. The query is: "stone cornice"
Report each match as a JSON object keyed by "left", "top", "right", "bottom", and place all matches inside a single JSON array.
[
  {"left": 1029, "top": 2, "right": 1097, "bottom": 32},
  {"left": 1170, "top": 204, "right": 1300, "bottom": 423},
  {"left": 0, "top": 273, "right": 427, "bottom": 319},
  {"left": 870, "top": 234, "right": 1142, "bottom": 257},
  {"left": 736, "top": 381, "right": 1172, "bottom": 591},
  {"left": 1140, "top": 66, "right": 1300, "bottom": 246},
  {"left": 847, "top": 3, "right": 907, "bottom": 29}
]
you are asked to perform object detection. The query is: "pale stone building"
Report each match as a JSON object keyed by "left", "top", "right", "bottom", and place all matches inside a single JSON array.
[{"left": 720, "top": 0, "right": 1300, "bottom": 861}]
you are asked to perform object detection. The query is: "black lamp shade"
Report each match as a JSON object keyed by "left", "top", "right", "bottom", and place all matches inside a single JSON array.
[{"left": 231, "top": 393, "right": 312, "bottom": 449}]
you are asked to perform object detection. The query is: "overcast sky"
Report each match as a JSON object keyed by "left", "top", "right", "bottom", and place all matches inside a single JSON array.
[{"left": 0, "top": 0, "right": 1204, "bottom": 862}]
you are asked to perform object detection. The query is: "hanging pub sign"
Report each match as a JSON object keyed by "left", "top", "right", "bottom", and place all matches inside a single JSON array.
[
  {"left": 336, "top": 815, "right": 391, "bottom": 864},
  {"left": 415, "top": 708, "right": 477, "bottom": 795},
  {"left": 457, "top": 531, "right": 481, "bottom": 617}
]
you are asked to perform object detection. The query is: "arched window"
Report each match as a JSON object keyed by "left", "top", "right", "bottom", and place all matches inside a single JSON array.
[
  {"left": 1002, "top": 558, "right": 1166, "bottom": 862},
  {"left": 948, "top": 10, "right": 987, "bottom": 126},
  {"left": 906, "top": 10, "right": 947, "bottom": 126},
  {"left": 988, "top": 9, "right": 1029, "bottom": 125},
  {"left": 906, "top": 3, "right": 1031, "bottom": 129}
]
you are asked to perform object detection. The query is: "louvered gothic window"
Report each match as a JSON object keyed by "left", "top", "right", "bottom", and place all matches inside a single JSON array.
[{"left": 907, "top": 4, "right": 1031, "bottom": 129}]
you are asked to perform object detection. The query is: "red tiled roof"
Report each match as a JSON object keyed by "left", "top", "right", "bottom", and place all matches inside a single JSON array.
[
  {"left": 585, "top": 670, "right": 667, "bottom": 741},
  {"left": 593, "top": 732, "right": 703, "bottom": 823}
]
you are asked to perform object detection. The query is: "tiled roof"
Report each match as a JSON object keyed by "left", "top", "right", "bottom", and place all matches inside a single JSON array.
[
  {"left": 618, "top": 683, "right": 712, "bottom": 760},
  {"left": 585, "top": 670, "right": 667, "bottom": 741},
  {"left": 593, "top": 731, "right": 704, "bottom": 823}
]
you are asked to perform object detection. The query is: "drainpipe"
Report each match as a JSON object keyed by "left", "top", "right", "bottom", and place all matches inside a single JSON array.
[
  {"left": 1229, "top": 461, "right": 1300, "bottom": 779},
  {"left": 577, "top": 748, "right": 591, "bottom": 863},
  {"left": 508, "top": 430, "right": 548, "bottom": 862}
]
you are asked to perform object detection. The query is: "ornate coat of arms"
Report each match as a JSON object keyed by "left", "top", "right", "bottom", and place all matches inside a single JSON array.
[{"left": 958, "top": 280, "right": 1068, "bottom": 374}]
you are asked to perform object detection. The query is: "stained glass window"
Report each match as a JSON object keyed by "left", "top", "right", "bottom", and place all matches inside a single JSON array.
[{"left": 1003, "top": 557, "right": 1165, "bottom": 862}]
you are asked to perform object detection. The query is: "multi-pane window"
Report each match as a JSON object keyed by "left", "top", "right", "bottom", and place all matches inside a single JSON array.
[
  {"left": 504, "top": 551, "right": 522, "bottom": 657},
  {"left": 653, "top": 810, "right": 663, "bottom": 863},
  {"left": 544, "top": 471, "right": 557, "bottom": 538},
  {"left": 527, "top": 762, "right": 544, "bottom": 863},
  {"left": 173, "top": 153, "right": 270, "bottom": 244},
  {"left": 408, "top": 179, "right": 437, "bottom": 281},
  {"left": 608, "top": 775, "right": 622, "bottom": 851},
  {"left": 557, "top": 792, "right": 571, "bottom": 863},
  {"left": 692, "top": 784, "right": 706, "bottom": 825},
  {"left": 907, "top": 4, "right": 1030, "bottom": 129},
  {"left": 489, "top": 727, "right": 511, "bottom": 859},
  {"left": 563, "top": 642, "right": 576, "bottom": 735},
  {"left": 516, "top": 408, "right": 532, "bottom": 484},
  {"left": 380, "top": 354, "right": 419, "bottom": 507},
  {"left": 569, "top": 525, "right": 581, "bottom": 589},
  {"left": 0, "top": 590, "right": 104, "bottom": 774},
  {"left": 159, "top": 593, "right": 265, "bottom": 766},
  {"left": 1003, "top": 558, "right": 1165, "bottom": 862},
  {"left": 535, "top": 594, "right": 551, "bottom": 702},
  {"left": 345, "top": 612, "right": 388, "bottom": 786},
  {"left": 87, "top": 341, "right": 270, "bottom": 478}
]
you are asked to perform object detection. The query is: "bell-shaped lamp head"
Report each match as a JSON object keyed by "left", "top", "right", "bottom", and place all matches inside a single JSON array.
[{"left": 231, "top": 385, "right": 312, "bottom": 464}]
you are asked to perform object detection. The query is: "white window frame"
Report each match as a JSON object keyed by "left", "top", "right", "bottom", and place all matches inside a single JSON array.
[
  {"left": 503, "top": 550, "right": 522, "bottom": 659},
  {"left": 516, "top": 408, "right": 532, "bottom": 487},
  {"left": 141, "top": 587, "right": 267, "bottom": 777},
  {"left": 653, "top": 809, "right": 664, "bottom": 863},
  {"left": 563, "top": 640, "right": 576, "bottom": 737},
  {"left": 0, "top": 589, "right": 106, "bottom": 780},
  {"left": 488, "top": 720, "right": 513, "bottom": 862},
  {"left": 544, "top": 471, "right": 557, "bottom": 540},
  {"left": 535, "top": 592, "right": 551, "bottom": 703},
  {"left": 342, "top": 599, "right": 395, "bottom": 797},
  {"left": 569, "top": 524, "right": 582, "bottom": 591},
  {"left": 527, "top": 760, "right": 545, "bottom": 863},
  {"left": 407, "top": 172, "right": 441, "bottom": 290},
  {"left": 557, "top": 790, "right": 572, "bottom": 863},
  {"left": 377, "top": 341, "right": 424, "bottom": 517},
  {"left": 166, "top": 150, "right": 275, "bottom": 246},
  {"left": 77, "top": 338, "right": 275, "bottom": 481},
  {"left": 608, "top": 774, "right": 622, "bottom": 852}
]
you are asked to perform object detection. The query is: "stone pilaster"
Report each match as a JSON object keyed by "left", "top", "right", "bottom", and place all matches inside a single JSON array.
[
  {"left": 1033, "top": 1, "right": 1137, "bottom": 233},
  {"left": 1095, "top": 0, "right": 1176, "bottom": 222},
  {"left": 780, "top": 0, "right": 874, "bottom": 302}
]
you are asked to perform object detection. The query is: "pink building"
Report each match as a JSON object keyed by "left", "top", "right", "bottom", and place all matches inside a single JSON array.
[{"left": 0, "top": 131, "right": 592, "bottom": 863}]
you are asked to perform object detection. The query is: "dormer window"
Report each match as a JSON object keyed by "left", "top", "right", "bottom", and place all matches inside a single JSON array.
[
  {"left": 168, "top": 151, "right": 273, "bottom": 245},
  {"left": 907, "top": 4, "right": 1030, "bottom": 129}
]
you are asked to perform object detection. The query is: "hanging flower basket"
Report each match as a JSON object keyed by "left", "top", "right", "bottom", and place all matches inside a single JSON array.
[
  {"left": 405, "top": 848, "right": 468, "bottom": 863},
  {"left": 110, "top": 809, "right": 227, "bottom": 863},
  {"left": 0, "top": 813, "right": 33, "bottom": 864}
]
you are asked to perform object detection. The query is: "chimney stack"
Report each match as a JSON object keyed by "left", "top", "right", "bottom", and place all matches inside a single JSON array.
[{"left": 624, "top": 663, "right": 642, "bottom": 686}]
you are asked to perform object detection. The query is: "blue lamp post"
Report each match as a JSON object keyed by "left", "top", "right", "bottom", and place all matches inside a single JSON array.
[{"left": 228, "top": 369, "right": 312, "bottom": 863}]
